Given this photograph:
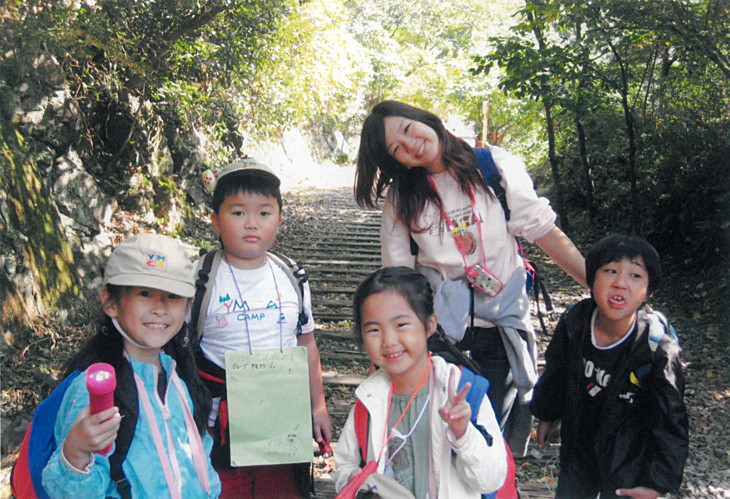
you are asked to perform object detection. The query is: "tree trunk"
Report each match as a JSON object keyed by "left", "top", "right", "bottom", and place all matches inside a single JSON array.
[
  {"left": 622, "top": 95, "right": 639, "bottom": 231},
  {"left": 527, "top": 2, "right": 570, "bottom": 231},
  {"left": 543, "top": 102, "right": 569, "bottom": 231},
  {"left": 575, "top": 117, "right": 596, "bottom": 221}
]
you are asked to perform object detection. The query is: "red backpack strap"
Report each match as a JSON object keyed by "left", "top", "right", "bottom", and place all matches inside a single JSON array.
[
  {"left": 353, "top": 399, "right": 369, "bottom": 468},
  {"left": 10, "top": 422, "right": 34, "bottom": 499}
]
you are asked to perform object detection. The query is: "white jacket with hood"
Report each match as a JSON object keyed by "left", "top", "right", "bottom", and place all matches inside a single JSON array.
[{"left": 334, "top": 356, "right": 507, "bottom": 498}]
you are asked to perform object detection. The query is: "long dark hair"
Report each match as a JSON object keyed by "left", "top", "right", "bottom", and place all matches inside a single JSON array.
[
  {"left": 352, "top": 267, "right": 435, "bottom": 345},
  {"left": 63, "top": 286, "right": 211, "bottom": 433},
  {"left": 354, "top": 100, "right": 486, "bottom": 232}
]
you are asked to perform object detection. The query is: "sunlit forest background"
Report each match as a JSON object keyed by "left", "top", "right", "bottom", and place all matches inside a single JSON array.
[
  {"left": 2, "top": 0, "right": 728, "bottom": 351},
  {"left": 1, "top": 1, "right": 729, "bottom": 493}
]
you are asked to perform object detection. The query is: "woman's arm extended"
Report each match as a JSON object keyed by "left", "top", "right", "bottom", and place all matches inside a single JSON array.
[{"left": 535, "top": 226, "right": 587, "bottom": 288}]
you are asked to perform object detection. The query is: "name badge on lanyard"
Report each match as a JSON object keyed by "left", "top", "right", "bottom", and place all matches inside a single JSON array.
[{"left": 428, "top": 177, "right": 504, "bottom": 297}]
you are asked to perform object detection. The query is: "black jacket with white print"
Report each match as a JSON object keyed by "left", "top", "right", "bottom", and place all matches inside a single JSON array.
[{"left": 531, "top": 299, "right": 688, "bottom": 498}]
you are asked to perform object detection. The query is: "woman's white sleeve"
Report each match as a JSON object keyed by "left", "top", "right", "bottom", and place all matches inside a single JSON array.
[{"left": 491, "top": 146, "right": 556, "bottom": 242}]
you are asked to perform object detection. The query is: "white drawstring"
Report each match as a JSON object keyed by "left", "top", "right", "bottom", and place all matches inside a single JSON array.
[
  {"left": 112, "top": 318, "right": 157, "bottom": 350},
  {"left": 386, "top": 392, "right": 430, "bottom": 464}
]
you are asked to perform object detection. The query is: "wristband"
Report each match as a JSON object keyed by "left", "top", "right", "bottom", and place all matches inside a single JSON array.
[{"left": 60, "top": 443, "right": 94, "bottom": 474}]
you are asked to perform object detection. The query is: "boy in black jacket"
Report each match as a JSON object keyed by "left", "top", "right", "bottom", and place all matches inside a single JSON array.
[{"left": 531, "top": 234, "right": 688, "bottom": 498}]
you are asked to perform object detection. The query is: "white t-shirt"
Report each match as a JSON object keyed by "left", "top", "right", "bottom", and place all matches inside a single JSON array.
[{"left": 197, "top": 254, "right": 315, "bottom": 369}]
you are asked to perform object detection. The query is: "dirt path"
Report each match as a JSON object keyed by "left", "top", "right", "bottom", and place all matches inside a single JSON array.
[
  {"left": 2, "top": 183, "right": 727, "bottom": 497},
  {"left": 276, "top": 186, "right": 729, "bottom": 498}
]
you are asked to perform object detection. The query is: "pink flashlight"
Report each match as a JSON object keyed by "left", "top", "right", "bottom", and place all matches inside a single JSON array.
[{"left": 86, "top": 362, "right": 116, "bottom": 455}]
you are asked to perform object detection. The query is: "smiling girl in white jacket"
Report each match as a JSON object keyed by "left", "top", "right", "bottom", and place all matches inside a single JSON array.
[{"left": 334, "top": 267, "right": 506, "bottom": 498}]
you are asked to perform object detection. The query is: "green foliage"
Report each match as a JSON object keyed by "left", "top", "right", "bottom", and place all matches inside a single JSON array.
[
  {"left": 241, "top": 0, "right": 372, "bottom": 139},
  {"left": 2, "top": 0, "right": 727, "bottom": 275},
  {"left": 478, "top": 0, "right": 729, "bottom": 265},
  {"left": 346, "top": 0, "right": 523, "bottom": 123}
]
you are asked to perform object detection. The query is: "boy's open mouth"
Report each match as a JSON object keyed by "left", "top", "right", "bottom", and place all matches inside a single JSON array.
[{"left": 608, "top": 295, "right": 627, "bottom": 308}]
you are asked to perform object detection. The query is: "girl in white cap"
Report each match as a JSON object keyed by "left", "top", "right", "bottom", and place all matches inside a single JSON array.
[{"left": 41, "top": 233, "right": 220, "bottom": 499}]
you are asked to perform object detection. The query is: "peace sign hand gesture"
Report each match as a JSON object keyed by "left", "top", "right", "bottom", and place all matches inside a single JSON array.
[{"left": 438, "top": 369, "right": 472, "bottom": 439}]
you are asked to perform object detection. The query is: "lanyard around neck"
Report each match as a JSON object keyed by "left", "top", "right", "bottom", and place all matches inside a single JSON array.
[
  {"left": 132, "top": 365, "right": 210, "bottom": 498},
  {"left": 378, "top": 355, "right": 432, "bottom": 463},
  {"left": 427, "top": 176, "right": 488, "bottom": 270},
  {"left": 225, "top": 256, "right": 284, "bottom": 353}
]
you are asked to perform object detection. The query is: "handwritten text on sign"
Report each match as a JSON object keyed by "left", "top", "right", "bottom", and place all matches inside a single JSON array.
[{"left": 225, "top": 347, "right": 312, "bottom": 466}]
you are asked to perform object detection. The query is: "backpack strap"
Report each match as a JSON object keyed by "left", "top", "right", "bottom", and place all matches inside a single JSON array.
[
  {"left": 456, "top": 366, "right": 493, "bottom": 446},
  {"left": 457, "top": 366, "right": 520, "bottom": 499},
  {"left": 266, "top": 249, "right": 309, "bottom": 330},
  {"left": 353, "top": 399, "right": 369, "bottom": 468},
  {"left": 474, "top": 147, "right": 510, "bottom": 221},
  {"left": 192, "top": 249, "right": 222, "bottom": 343},
  {"left": 191, "top": 248, "right": 310, "bottom": 341},
  {"left": 109, "top": 359, "right": 139, "bottom": 499},
  {"left": 475, "top": 147, "right": 554, "bottom": 336},
  {"left": 645, "top": 309, "right": 679, "bottom": 353}
]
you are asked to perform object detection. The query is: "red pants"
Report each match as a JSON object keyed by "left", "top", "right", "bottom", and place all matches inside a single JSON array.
[{"left": 217, "top": 464, "right": 302, "bottom": 499}]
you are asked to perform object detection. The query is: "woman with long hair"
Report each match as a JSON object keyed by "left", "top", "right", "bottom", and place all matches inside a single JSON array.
[{"left": 354, "top": 100, "right": 586, "bottom": 456}]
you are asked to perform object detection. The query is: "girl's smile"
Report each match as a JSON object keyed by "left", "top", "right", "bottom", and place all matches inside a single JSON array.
[
  {"left": 103, "top": 286, "right": 189, "bottom": 365},
  {"left": 360, "top": 290, "right": 437, "bottom": 394}
]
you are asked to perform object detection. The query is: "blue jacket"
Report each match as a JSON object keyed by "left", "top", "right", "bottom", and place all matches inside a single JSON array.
[{"left": 42, "top": 354, "right": 221, "bottom": 498}]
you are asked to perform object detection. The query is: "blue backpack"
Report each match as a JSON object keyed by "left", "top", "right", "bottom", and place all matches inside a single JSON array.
[
  {"left": 473, "top": 148, "right": 554, "bottom": 324},
  {"left": 11, "top": 370, "right": 136, "bottom": 499}
]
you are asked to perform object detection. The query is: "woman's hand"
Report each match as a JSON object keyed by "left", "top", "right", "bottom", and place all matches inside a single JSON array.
[
  {"left": 62, "top": 406, "right": 121, "bottom": 470},
  {"left": 438, "top": 369, "right": 472, "bottom": 439}
]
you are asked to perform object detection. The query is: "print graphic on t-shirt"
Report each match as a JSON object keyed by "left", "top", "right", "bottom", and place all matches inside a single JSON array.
[
  {"left": 265, "top": 299, "right": 288, "bottom": 326},
  {"left": 582, "top": 357, "right": 612, "bottom": 397},
  {"left": 442, "top": 204, "right": 479, "bottom": 256},
  {"left": 215, "top": 292, "right": 285, "bottom": 325}
]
